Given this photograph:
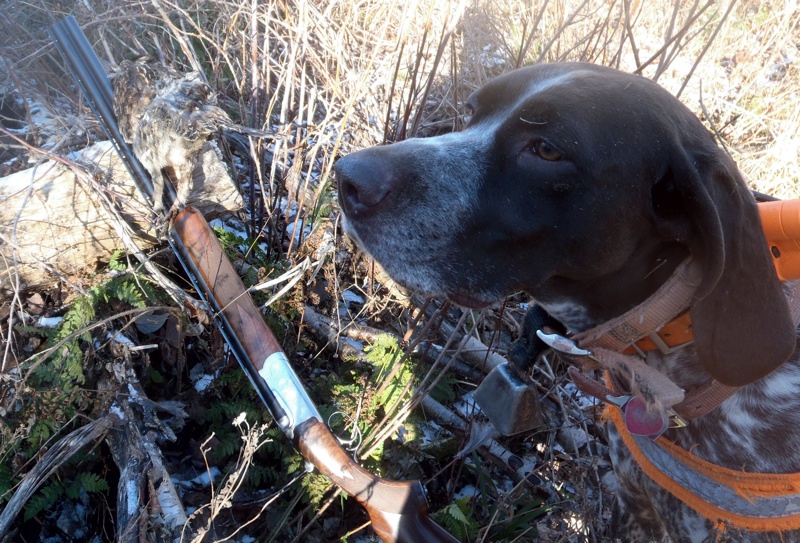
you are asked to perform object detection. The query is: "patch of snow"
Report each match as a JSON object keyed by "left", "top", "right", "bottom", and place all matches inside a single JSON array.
[
  {"left": 38, "top": 316, "right": 63, "bottom": 327},
  {"left": 413, "top": 419, "right": 447, "bottom": 447},
  {"left": 109, "top": 404, "right": 126, "bottom": 421},
  {"left": 285, "top": 219, "right": 302, "bottom": 235},
  {"left": 126, "top": 480, "right": 138, "bottom": 516},
  {"left": 19, "top": 97, "right": 88, "bottom": 152},
  {"left": 453, "top": 393, "right": 480, "bottom": 419},
  {"left": 190, "top": 364, "right": 222, "bottom": 393},
  {"left": 279, "top": 198, "right": 299, "bottom": 215},
  {"left": 495, "top": 476, "right": 514, "bottom": 494},
  {"left": 395, "top": 425, "right": 410, "bottom": 443},
  {"left": 27, "top": 100, "right": 51, "bottom": 131},
  {"left": 285, "top": 219, "right": 311, "bottom": 244},
  {"left": 454, "top": 484, "right": 479, "bottom": 500},
  {"left": 209, "top": 218, "right": 248, "bottom": 243},
  {"left": 0, "top": 140, "right": 112, "bottom": 195},
  {"left": 56, "top": 497, "right": 88, "bottom": 539},
  {"left": 342, "top": 337, "right": 363, "bottom": 352},
  {"left": 562, "top": 382, "right": 597, "bottom": 409},
  {"left": 127, "top": 382, "right": 140, "bottom": 400},
  {"left": 67, "top": 139, "right": 113, "bottom": 161},
  {"left": 192, "top": 373, "right": 215, "bottom": 393},
  {"left": 341, "top": 289, "right": 365, "bottom": 305},
  {"left": 479, "top": 44, "right": 506, "bottom": 70},
  {"left": 107, "top": 331, "right": 135, "bottom": 348},
  {"left": 175, "top": 467, "right": 222, "bottom": 489},
  {"left": 558, "top": 426, "right": 588, "bottom": 451},
  {"left": 566, "top": 512, "right": 587, "bottom": 534},
  {"left": 1, "top": 156, "right": 21, "bottom": 172}
]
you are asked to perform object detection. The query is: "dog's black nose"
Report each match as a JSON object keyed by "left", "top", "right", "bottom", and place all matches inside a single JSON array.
[{"left": 335, "top": 152, "right": 394, "bottom": 218}]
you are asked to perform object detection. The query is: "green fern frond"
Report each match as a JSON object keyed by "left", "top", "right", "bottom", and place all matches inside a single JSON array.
[
  {"left": 24, "top": 480, "right": 64, "bottom": 521},
  {"left": 246, "top": 463, "right": 278, "bottom": 487},
  {"left": 364, "top": 334, "right": 401, "bottom": 376},
  {"left": 108, "top": 249, "right": 127, "bottom": 271},
  {"left": 32, "top": 269, "right": 162, "bottom": 391},
  {"left": 103, "top": 276, "right": 146, "bottom": 308},
  {"left": 68, "top": 472, "right": 110, "bottom": 498},
  {"left": 15, "top": 323, "right": 55, "bottom": 340},
  {"left": 27, "top": 419, "right": 53, "bottom": 448},
  {"left": 300, "top": 472, "right": 329, "bottom": 506},
  {"left": 434, "top": 498, "right": 479, "bottom": 541},
  {"left": 214, "top": 433, "right": 241, "bottom": 460}
]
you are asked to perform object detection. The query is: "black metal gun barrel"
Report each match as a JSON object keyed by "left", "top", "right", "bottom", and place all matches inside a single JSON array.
[
  {"left": 48, "top": 16, "right": 287, "bottom": 423},
  {"left": 49, "top": 16, "right": 171, "bottom": 206}
]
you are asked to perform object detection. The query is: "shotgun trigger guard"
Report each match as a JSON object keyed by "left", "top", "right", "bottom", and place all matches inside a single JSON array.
[
  {"left": 258, "top": 352, "right": 322, "bottom": 438},
  {"left": 327, "top": 411, "right": 363, "bottom": 452}
]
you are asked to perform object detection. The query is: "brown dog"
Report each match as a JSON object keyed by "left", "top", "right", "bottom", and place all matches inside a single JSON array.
[{"left": 335, "top": 63, "right": 800, "bottom": 542}]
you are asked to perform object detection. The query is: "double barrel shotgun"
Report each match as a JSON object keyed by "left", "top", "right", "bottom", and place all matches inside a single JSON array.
[{"left": 50, "top": 16, "right": 459, "bottom": 543}]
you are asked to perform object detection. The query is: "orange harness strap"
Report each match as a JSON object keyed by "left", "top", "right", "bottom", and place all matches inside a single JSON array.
[{"left": 607, "top": 406, "right": 800, "bottom": 532}]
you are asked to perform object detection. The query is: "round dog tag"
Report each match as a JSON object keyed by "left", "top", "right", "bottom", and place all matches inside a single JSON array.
[{"left": 623, "top": 397, "right": 668, "bottom": 439}]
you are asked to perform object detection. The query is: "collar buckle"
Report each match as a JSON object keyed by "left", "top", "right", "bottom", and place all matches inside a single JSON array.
[{"left": 645, "top": 331, "right": 694, "bottom": 356}]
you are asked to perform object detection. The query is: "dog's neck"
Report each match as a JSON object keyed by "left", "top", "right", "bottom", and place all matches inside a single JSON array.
[{"left": 537, "top": 241, "right": 689, "bottom": 332}]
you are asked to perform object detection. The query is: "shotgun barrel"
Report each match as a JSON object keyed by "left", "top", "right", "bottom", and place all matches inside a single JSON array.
[{"left": 49, "top": 16, "right": 169, "bottom": 207}]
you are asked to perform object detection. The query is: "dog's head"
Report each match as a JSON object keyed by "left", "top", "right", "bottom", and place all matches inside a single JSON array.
[{"left": 335, "top": 62, "right": 795, "bottom": 387}]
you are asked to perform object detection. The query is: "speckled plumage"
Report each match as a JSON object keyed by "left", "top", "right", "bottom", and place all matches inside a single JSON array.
[{"left": 112, "top": 58, "right": 276, "bottom": 215}]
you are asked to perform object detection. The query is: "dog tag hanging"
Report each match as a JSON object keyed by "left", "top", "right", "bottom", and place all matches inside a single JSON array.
[
  {"left": 566, "top": 366, "right": 669, "bottom": 439},
  {"left": 604, "top": 394, "right": 669, "bottom": 439}
]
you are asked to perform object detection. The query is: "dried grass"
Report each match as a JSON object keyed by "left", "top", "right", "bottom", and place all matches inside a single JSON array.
[{"left": 2, "top": 0, "right": 800, "bottom": 541}]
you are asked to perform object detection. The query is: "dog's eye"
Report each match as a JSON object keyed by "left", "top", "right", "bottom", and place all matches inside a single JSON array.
[{"left": 532, "top": 140, "right": 561, "bottom": 161}]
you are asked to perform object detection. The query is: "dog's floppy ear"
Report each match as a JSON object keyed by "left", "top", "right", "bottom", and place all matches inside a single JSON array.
[{"left": 652, "top": 147, "right": 795, "bottom": 387}]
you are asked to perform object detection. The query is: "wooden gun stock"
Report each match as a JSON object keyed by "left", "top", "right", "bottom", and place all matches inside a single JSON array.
[
  {"left": 295, "top": 418, "right": 459, "bottom": 542},
  {"left": 760, "top": 199, "right": 800, "bottom": 282},
  {"left": 171, "top": 206, "right": 459, "bottom": 543}
]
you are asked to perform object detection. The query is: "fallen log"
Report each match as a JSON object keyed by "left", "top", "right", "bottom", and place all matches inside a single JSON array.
[
  {"left": 95, "top": 333, "right": 192, "bottom": 542},
  {"left": 0, "top": 139, "right": 242, "bottom": 291},
  {"left": 0, "top": 414, "right": 117, "bottom": 537}
]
